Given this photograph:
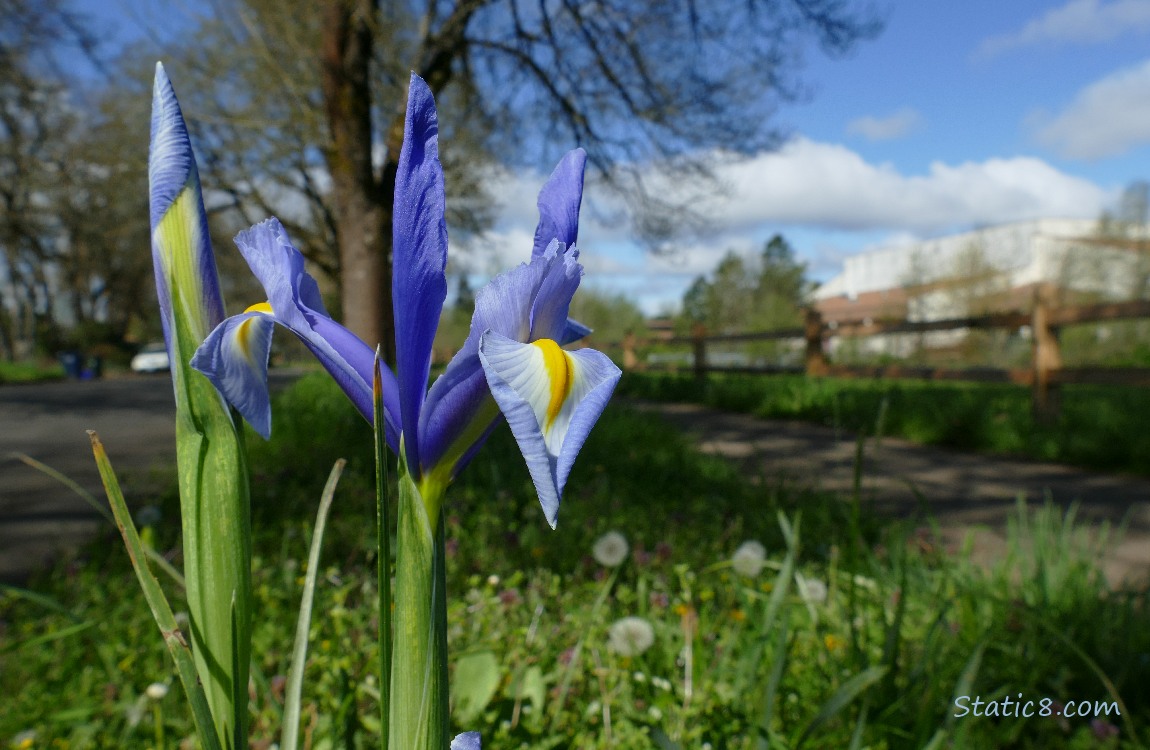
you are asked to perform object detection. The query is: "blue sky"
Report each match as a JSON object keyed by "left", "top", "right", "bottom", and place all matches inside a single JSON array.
[
  {"left": 474, "top": 0, "right": 1150, "bottom": 314},
  {"left": 84, "top": 0, "right": 1150, "bottom": 315}
]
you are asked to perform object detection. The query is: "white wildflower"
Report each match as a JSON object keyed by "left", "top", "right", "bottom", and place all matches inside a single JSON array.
[
  {"left": 798, "top": 577, "right": 828, "bottom": 604},
  {"left": 592, "top": 531, "right": 629, "bottom": 567},
  {"left": 145, "top": 682, "right": 169, "bottom": 700},
  {"left": 730, "top": 540, "right": 767, "bottom": 577},
  {"left": 608, "top": 616, "right": 655, "bottom": 657}
]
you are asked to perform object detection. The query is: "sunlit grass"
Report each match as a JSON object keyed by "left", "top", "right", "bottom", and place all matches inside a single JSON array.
[
  {"left": 1, "top": 374, "right": 1145, "bottom": 748},
  {"left": 619, "top": 371, "right": 1150, "bottom": 476}
]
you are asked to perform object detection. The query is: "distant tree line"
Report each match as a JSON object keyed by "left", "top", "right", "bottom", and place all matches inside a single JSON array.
[{"left": 679, "top": 234, "right": 812, "bottom": 334}]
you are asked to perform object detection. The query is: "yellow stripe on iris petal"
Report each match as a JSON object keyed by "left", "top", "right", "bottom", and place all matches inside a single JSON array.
[
  {"left": 531, "top": 339, "right": 573, "bottom": 430},
  {"left": 154, "top": 184, "right": 208, "bottom": 341},
  {"left": 235, "top": 303, "right": 272, "bottom": 364}
]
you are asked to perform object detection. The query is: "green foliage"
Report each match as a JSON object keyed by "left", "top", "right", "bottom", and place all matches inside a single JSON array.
[
  {"left": 3, "top": 375, "right": 1148, "bottom": 748},
  {"left": 0, "top": 360, "right": 65, "bottom": 383},
  {"left": 568, "top": 288, "right": 647, "bottom": 345},
  {"left": 680, "top": 235, "right": 810, "bottom": 335},
  {"left": 620, "top": 372, "right": 1150, "bottom": 475}
]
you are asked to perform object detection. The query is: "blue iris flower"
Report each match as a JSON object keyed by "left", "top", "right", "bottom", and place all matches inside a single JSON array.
[{"left": 194, "top": 74, "right": 619, "bottom": 527}]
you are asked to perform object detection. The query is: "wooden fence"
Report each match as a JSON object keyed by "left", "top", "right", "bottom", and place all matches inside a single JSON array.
[{"left": 607, "top": 286, "right": 1150, "bottom": 421}]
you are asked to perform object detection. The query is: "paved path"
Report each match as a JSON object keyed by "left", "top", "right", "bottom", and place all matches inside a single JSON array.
[
  {"left": 0, "top": 371, "right": 301, "bottom": 584},
  {"left": 628, "top": 400, "right": 1150, "bottom": 587}
]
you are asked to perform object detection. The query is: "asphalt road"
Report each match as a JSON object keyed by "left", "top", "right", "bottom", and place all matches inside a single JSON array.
[
  {"left": 0, "top": 371, "right": 300, "bottom": 584},
  {"left": 630, "top": 401, "right": 1150, "bottom": 587},
  {"left": 6, "top": 379, "right": 1148, "bottom": 587}
]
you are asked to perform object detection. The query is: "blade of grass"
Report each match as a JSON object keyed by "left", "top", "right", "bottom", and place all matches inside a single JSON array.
[
  {"left": 0, "top": 583, "right": 82, "bottom": 622},
  {"left": 373, "top": 349, "right": 392, "bottom": 750},
  {"left": 1033, "top": 618, "right": 1139, "bottom": 745},
  {"left": 281, "top": 458, "right": 345, "bottom": 750},
  {"left": 13, "top": 451, "right": 113, "bottom": 523},
  {"left": 755, "top": 611, "right": 790, "bottom": 749},
  {"left": 1, "top": 620, "right": 96, "bottom": 653},
  {"left": 552, "top": 568, "right": 620, "bottom": 721},
  {"left": 88, "top": 431, "right": 222, "bottom": 750},
  {"left": 793, "top": 666, "right": 888, "bottom": 749},
  {"left": 14, "top": 451, "right": 185, "bottom": 589}
]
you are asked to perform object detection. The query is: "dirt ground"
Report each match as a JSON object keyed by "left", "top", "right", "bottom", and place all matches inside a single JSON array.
[{"left": 627, "top": 400, "right": 1150, "bottom": 588}]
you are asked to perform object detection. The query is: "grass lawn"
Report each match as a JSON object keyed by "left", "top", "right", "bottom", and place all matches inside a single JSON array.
[
  {"left": 619, "top": 371, "right": 1150, "bottom": 477},
  {"left": 1, "top": 374, "right": 1145, "bottom": 748},
  {"left": 0, "top": 360, "right": 65, "bottom": 384}
]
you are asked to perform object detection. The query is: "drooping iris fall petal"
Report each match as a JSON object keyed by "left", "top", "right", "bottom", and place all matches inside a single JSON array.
[
  {"left": 191, "top": 309, "right": 275, "bottom": 438},
  {"left": 417, "top": 240, "right": 581, "bottom": 484},
  {"left": 478, "top": 332, "right": 620, "bottom": 528},
  {"left": 451, "top": 732, "right": 482, "bottom": 750}
]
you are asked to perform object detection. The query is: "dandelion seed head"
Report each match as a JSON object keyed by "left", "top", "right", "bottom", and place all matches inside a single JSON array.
[
  {"left": 608, "top": 616, "right": 655, "bottom": 656},
  {"left": 592, "top": 531, "right": 629, "bottom": 567},
  {"left": 731, "top": 540, "right": 766, "bottom": 577}
]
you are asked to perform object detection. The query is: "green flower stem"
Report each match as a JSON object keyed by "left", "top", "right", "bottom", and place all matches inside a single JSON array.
[
  {"left": 168, "top": 287, "right": 252, "bottom": 749},
  {"left": 388, "top": 454, "right": 449, "bottom": 750}
]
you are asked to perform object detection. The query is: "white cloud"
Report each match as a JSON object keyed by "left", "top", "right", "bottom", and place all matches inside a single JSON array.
[
  {"left": 977, "top": 0, "right": 1150, "bottom": 58},
  {"left": 1032, "top": 59, "right": 1150, "bottom": 159},
  {"left": 845, "top": 107, "right": 923, "bottom": 141},
  {"left": 452, "top": 140, "right": 1111, "bottom": 315},
  {"left": 696, "top": 138, "right": 1109, "bottom": 233}
]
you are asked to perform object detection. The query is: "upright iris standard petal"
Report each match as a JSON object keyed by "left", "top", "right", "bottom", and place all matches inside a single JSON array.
[
  {"left": 531, "top": 149, "right": 591, "bottom": 346},
  {"left": 393, "top": 74, "right": 449, "bottom": 473},
  {"left": 192, "top": 218, "right": 402, "bottom": 448},
  {"left": 532, "top": 149, "right": 586, "bottom": 259},
  {"left": 149, "top": 62, "right": 225, "bottom": 355},
  {"left": 478, "top": 332, "right": 621, "bottom": 528},
  {"left": 529, "top": 242, "right": 583, "bottom": 342}
]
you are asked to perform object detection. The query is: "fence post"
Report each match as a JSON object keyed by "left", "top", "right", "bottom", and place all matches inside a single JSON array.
[
  {"left": 804, "top": 308, "right": 828, "bottom": 377},
  {"left": 691, "top": 324, "right": 707, "bottom": 379},
  {"left": 1032, "top": 284, "right": 1062, "bottom": 423},
  {"left": 622, "top": 330, "right": 639, "bottom": 371}
]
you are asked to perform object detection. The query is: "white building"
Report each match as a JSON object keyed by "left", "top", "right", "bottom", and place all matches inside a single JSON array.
[{"left": 812, "top": 218, "right": 1141, "bottom": 357}]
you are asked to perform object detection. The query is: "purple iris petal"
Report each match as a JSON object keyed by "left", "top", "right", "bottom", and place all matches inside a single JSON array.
[
  {"left": 192, "top": 311, "right": 275, "bottom": 438},
  {"left": 532, "top": 149, "right": 586, "bottom": 259},
  {"left": 418, "top": 245, "right": 582, "bottom": 477},
  {"left": 559, "top": 318, "right": 592, "bottom": 345},
  {"left": 528, "top": 243, "right": 583, "bottom": 342},
  {"left": 218, "top": 218, "right": 401, "bottom": 448},
  {"left": 392, "top": 74, "right": 448, "bottom": 472},
  {"left": 477, "top": 333, "right": 620, "bottom": 527},
  {"left": 451, "top": 732, "right": 481, "bottom": 750},
  {"left": 148, "top": 63, "right": 225, "bottom": 349},
  {"left": 530, "top": 150, "right": 590, "bottom": 345}
]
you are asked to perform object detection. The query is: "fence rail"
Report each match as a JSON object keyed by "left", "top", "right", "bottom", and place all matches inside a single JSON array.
[{"left": 605, "top": 285, "right": 1150, "bottom": 421}]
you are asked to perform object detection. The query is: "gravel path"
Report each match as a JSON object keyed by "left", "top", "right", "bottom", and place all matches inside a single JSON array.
[{"left": 628, "top": 400, "right": 1150, "bottom": 587}]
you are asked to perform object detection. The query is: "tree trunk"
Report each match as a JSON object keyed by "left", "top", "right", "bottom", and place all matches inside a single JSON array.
[{"left": 321, "top": 0, "right": 394, "bottom": 361}]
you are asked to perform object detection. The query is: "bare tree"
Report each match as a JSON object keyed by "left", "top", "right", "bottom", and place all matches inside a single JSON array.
[
  {"left": 127, "top": 0, "right": 880, "bottom": 360},
  {"left": 0, "top": 0, "right": 103, "bottom": 359}
]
